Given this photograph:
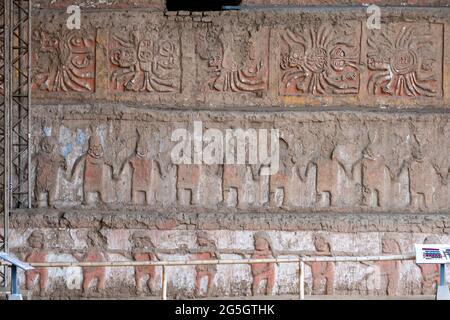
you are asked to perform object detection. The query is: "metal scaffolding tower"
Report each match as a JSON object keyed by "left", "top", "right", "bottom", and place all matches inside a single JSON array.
[{"left": 0, "top": 0, "right": 31, "bottom": 292}]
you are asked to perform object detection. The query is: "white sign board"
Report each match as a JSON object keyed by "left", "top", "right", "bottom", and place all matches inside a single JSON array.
[{"left": 415, "top": 244, "right": 450, "bottom": 264}]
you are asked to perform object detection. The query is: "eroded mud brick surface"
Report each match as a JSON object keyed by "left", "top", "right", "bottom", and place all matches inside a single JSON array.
[{"left": 4, "top": 3, "right": 450, "bottom": 298}]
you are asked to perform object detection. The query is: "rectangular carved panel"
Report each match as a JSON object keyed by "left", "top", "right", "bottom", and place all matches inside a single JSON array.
[
  {"left": 195, "top": 25, "right": 269, "bottom": 94},
  {"left": 366, "top": 23, "right": 443, "bottom": 98},
  {"left": 108, "top": 24, "right": 181, "bottom": 94},
  {"left": 280, "top": 22, "right": 361, "bottom": 96},
  {"left": 32, "top": 28, "right": 96, "bottom": 93}
]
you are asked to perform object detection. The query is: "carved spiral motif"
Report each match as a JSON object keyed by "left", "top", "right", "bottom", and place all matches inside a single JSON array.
[
  {"left": 305, "top": 47, "right": 327, "bottom": 73},
  {"left": 390, "top": 49, "right": 417, "bottom": 75}
]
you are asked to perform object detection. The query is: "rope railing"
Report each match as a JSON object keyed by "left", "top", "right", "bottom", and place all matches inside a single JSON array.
[{"left": 0, "top": 253, "right": 416, "bottom": 300}]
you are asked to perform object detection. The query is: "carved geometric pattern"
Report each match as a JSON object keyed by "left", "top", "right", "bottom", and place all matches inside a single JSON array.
[
  {"left": 367, "top": 23, "right": 443, "bottom": 97},
  {"left": 280, "top": 22, "right": 361, "bottom": 95}
]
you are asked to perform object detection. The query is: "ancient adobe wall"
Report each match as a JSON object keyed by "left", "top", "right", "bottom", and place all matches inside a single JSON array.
[{"left": 4, "top": 2, "right": 450, "bottom": 298}]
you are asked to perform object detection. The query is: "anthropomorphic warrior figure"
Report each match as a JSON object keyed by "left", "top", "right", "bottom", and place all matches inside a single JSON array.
[
  {"left": 130, "top": 231, "right": 159, "bottom": 293},
  {"left": 74, "top": 231, "right": 108, "bottom": 294},
  {"left": 362, "top": 133, "right": 389, "bottom": 207},
  {"left": 177, "top": 164, "right": 201, "bottom": 205},
  {"left": 71, "top": 134, "right": 113, "bottom": 205},
  {"left": 25, "top": 231, "right": 48, "bottom": 294},
  {"left": 193, "top": 232, "right": 219, "bottom": 297},
  {"left": 315, "top": 142, "right": 340, "bottom": 207},
  {"left": 418, "top": 236, "right": 440, "bottom": 294},
  {"left": 305, "top": 234, "right": 335, "bottom": 295},
  {"left": 34, "top": 136, "right": 67, "bottom": 207},
  {"left": 251, "top": 232, "right": 275, "bottom": 296},
  {"left": 116, "top": 132, "right": 162, "bottom": 205},
  {"left": 409, "top": 151, "right": 438, "bottom": 209},
  {"left": 374, "top": 237, "right": 401, "bottom": 296}
]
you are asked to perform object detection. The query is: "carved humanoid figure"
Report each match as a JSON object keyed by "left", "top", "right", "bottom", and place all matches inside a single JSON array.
[
  {"left": 25, "top": 230, "right": 48, "bottom": 294},
  {"left": 71, "top": 134, "right": 113, "bottom": 205},
  {"left": 315, "top": 143, "right": 340, "bottom": 207},
  {"left": 177, "top": 164, "right": 201, "bottom": 205},
  {"left": 251, "top": 232, "right": 275, "bottom": 296},
  {"left": 193, "top": 232, "right": 219, "bottom": 297},
  {"left": 74, "top": 231, "right": 108, "bottom": 294},
  {"left": 377, "top": 237, "right": 401, "bottom": 296},
  {"left": 34, "top": 136, "right": 67, "bottom": 208},
  {"left": 362, "top": 133, "right": 389, "bottom": 207},
  {"left": 130, "top": 231, "right": 159, "bottom": 294},
  {"left": 222, "top": 164, "right": 250, "bottom": 208},
  {"left": 269, "top": 171, "right": 290, "bottom": 207},
  {"left": 305, "top": 234, "right": 335, "bottom": 295},
  {"left": 409, "top": 149, "right": 437, "bottom": 209},
  {"left": 418, "top": 236, "right": 440, "bottom": 294},
  {"left": 269, "top": 139, "right": 291, "bottom": 207},
  {"left": 116, "top": 132, "right": 162, "bottom": 205},
  {"left": 360, "top": 236, "right": 401, "bottom": 296}
]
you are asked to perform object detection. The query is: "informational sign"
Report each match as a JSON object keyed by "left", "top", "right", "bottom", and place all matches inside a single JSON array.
[{"left": 415, "top": 244, "right": 450, "bottom": 264}]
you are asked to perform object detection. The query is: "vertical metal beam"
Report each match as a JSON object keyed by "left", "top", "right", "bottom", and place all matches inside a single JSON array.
[
  {"left": 0, "top": 0, "right": 31, "bottom": 292},
  {"left": 10, "top": 0, "right": 31, "bottom": 209},
  {"left": 1, "top": 0, "right": 12, "bottom": 292}
]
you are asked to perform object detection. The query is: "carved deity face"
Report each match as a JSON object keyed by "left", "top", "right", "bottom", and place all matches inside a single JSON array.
[
  {"left": 111, "top": 47, "right": 137, "bottom": 68},
  {"left": 288, "top": 44, "right": 304, "bottom": 68},
  {"left": 138, "top": 39, "right": 153, "bottom": 72},
  {"left": 314, "top": 235, "right": 330, "bottom": 253},
  {"left": 330, "top": 46, "right": 347, "bottom": 72},
  {"left": 28, "top": 231, "right": 45, "bottom": 249},
  {"left": 255, "top": 237, "right": 270, "bottom": 251},
  {"left": 40, "top": 136, "right": 57, "bottom": 154},
  {"left": 197, "top": 233, "right": 211, "bottom": 247},
  {"left": 88, "top": 136, "right": 104, "bottom": 158},
  {"left": 136, "top": 138, "right": 149, "bottom": 158},
  {"left": 132, "top": 233, "right": 153, "bottom": 249},
  {"left": 381, "top": 238, "right": 399, "bottom": 254},
  {"left": 208, "top": 52, "right": 222, "bottom": 68}
]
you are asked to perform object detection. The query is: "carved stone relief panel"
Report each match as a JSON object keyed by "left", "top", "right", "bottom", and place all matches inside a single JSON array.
[
  {"left": 32, "top": 27, "right": 96, "bottom": 93},
  {"left": 366, "top": 23, "right": 443, "bottom": 97},
  {"left": 280, "top": 22, "right": 361, "bottom": 96},
  {"left": 196, "top": 25, "right": 269, "bottom": 94},
  {"left": 108, "top": 23, "right": 181, "bottom": 94},
  {"left": 31, "top": 107, "right": 450, "bottom": 212}
]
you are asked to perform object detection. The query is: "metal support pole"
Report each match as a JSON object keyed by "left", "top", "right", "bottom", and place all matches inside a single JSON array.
[
  {"left": 11, "top": 265, "right": 17, "bottom": 294},
  {"left": 299, "top": 260, "right": 305, "bottom": 300},
  {"left": 2, "top": 0, "right": 11, "bottom": 292},
  {"left": 440, "top": 264, "right": 445, "bottom": 286},
  {"left": 162, "top": 266, "right": 167, "bottom": 300}
]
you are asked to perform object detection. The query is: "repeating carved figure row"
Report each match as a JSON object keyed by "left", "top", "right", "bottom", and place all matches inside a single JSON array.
[
  {"left": 18, "top": 230, "right": 441, "bottom": 297},
  {"left": 32, "top": 119, "right": 450, "bottom": 210},
  {"left": 31, "top": 21, "right": 444, "bottom": 99}
]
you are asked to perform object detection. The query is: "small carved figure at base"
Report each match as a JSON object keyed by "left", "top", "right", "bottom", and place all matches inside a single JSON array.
[
  {"left": 25, "top": 231, "right": 48, "bottom": 295},
  {"left": 251, "top": 232, "right": 275, "bottom": 296},
  {"left": 194, "top": 232, "right": 219, "bottom": 297}
]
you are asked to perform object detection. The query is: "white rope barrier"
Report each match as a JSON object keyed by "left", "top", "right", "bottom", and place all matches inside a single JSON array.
[{"left": 0, "top": 253, "right": 416, "bottom": 300}]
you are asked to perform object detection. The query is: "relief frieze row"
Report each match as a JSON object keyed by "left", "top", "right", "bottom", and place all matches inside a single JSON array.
[{"left": 31, "top": 15, "right": 447, "bottom": 107}]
